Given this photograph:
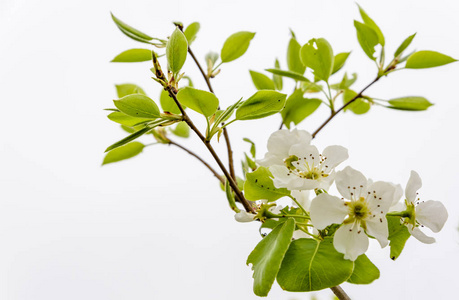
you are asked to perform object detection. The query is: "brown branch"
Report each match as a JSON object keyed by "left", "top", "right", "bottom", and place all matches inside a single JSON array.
[
  {"left": 331, "top": 285, "right": 351, "bottom": 300},
  {"left": 168, "top": 139, "right": 224, "bottom": 184},
  {"left": 312, "top": 76, "right": 381, "bottom": 139}
]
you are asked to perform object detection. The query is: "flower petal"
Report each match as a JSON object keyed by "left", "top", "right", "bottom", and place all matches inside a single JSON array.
[
  {"left": 269, "top": 165, "right": 292, "bottom": 188},
  {"left": 390, "top": 183, "right": 404, "bottom": 207},
  {"left": 408, "top": 226, "right": 435, "bottom": 244},
  {"left": 333, "top": 223, "right": 369, "bottom": 261},
  {"left": 321, "top": 145, "right": 349, "bottom": 173},
  {"left": 416, "top": 200, "right": 448, "bottom": 233},
  {"left": 291, "top": 190, "right": 310, "bottom": 210},
  {"left": 289, "top": 144, "right": 320, "bottom": 171},
  {"left": 310, "top": 194, "right": 348, "bottom": 230},
  {"left": 234, "top": 211, "right": 256, "bottom": 222},
  {"left": 293, "top": 229, "right": 310, "bottom": 239},
  {"left": 367, "top": 181, "right": 395, "bottom": 213},
  {"left": 365, "top": 217, "right": 389, "bottom": 248},
  {"left": 335, "top": 166, "right": 368, "bottom": 200},
  {"left": 405, "top": 170, "right": 422, "bottom": 204}
]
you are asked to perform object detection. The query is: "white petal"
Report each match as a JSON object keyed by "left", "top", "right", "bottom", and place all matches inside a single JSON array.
[
  {"left": 293, "top": 229, "right": 310, "bottom": 239},
  {"left": 234, "top": 211, "right": 256, "bottom": 222},
  {"left": 294, "top": 178, "right": 320, "bottom": 190},
  {"left": 416, "top": 200, "right": 448, "bottom": 233},
  {"left": 367, "top": 181, "right": 395, "bottom": 213},
  {"left": 291, "top": 190, "right": 311, "bottom": 210},
  {"left": 335, "top": 166, "right": 368, "bottom": 200},
  {"left": 317, "top": 173, "right": 335, "bottom": 190},
  {"left": 405, "top": 170, "right": 422, "bottom": 204},
  {"left": 333, "top": 223, "right": 369, "bottom": 261},
  {"left": 390, "top": 183, "right": 404, "bottom": 207},
  {"left": 289, "top": 144, "right": 320, "bottom": 171},
  {"left": 321, "top": 145, "right": 349, "bottom": 173},
  {"left": 257, "top": 153, "right": 283, "bottom": 167},
  {"left": 389, "top": 201, "right": 406, "bottom": 212},
  {"left": 310, "top": 194, "right": 348, "bottom": 230},
  {"left": 269, "top": 165, "right": 292, "bottom": 188},
  {"left": 365, "top": 218, "right": 389, "bottom": 248},
  {"left": 408, "top": 226, "right": 435, "bottom": 244}
]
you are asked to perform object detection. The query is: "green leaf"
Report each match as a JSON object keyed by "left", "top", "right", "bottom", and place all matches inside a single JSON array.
[
  {"left": 114, "top": 94, "right": 161, "bottom": 119},
  {"left": 394, "top": 33, "right": 416, "bottom": 57},
  {"left": 332, "top": 52, "right": 351, "bottom": 74},
  {"left": 105, "top": 126, "right": 152, "bottom": 152},
  {"left": 115, "top": 84, "right": 146, "bottom": 98},
  {"left": 301, "top": 82, "right": 323, "bottom": 93},
  {"left": 102, "top": 142, "right": 145, "bottom": 165},
  {"left": 247, "top": 219, "right": 295, "bottom": 297},
  {"left": 244, "top": 166, "right": 290, "bottom": 201},
  {"left": 273, "top": 59, "right": 283, "bottom": 90},
  {"left": 177, "top": 87, "right": 219, "bottom": 117},
  {"left": 236, "top": 90, "right": 287, "bottom": 120},
  {"left": 347, "top": 254, "right": 380, "bottom": 284},
  {"left": 388, "top": 96, "right": 433, "bottom": 111},
  {"left": 221, "top": 31, "right": 256, "bottom": 63},
  {"left": 160, "top": 89, "right": 182, "bottom": 114},
  {"left": 184, "top": 22, "right": 200, "bottom": 45},
  {"left": 277, "top": 238, "right": 354, "bottom": 292},
  {"left": 111, "top": 13, "right": 153, "bottom": 43},
  {"left": 249, "top": 70, "right": 275, "bottom": 90},
  {"left": 107, "top": 111, "right": 151, "bottom": 127},
  {"left": 287, "top": 37, "right": 306, "bottom": 75},
  {"left": 343, "top": 89, "right": 370, "bottom": 115},
  {"left": 243, "top": 137, "right": 256, "bottom": 158},
  {"left": 265, "top": 68, "right": 310, "bottom": 82},
  {"left": 387, "top": 216, "right": 411, "bottom": 260},
  {"left": 282, "top": 89, "right": 321, "bottom": 128},
  {"left": 300, "top": 38, "right": 334, "bottom": 82},
  {"left": 354, "top": 21, "right": 379, "bottom": 60},
  {"left": 166, "top": 27, "right": 188, "bottom": 74},
  {"left": 357, "top": 5, "right": 385, "bottom": 46},
  {"left": 111, "top": 49, "right": 152, "bottom": 63},
  {"left": 331, "top": 72, "right": 358, "bottom": 90},
  {"left": 405, "top": 50, "right": 457, "bottom": 69},
  {"left": 171, "top": 121, "right": 189, "bottom": 138}
]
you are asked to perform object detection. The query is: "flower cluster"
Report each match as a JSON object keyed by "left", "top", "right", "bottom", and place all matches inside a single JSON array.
[{"left": 239, "top": 129, "right": 448, "bottom": 261}]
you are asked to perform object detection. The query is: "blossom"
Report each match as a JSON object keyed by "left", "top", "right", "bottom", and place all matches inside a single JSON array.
[
  {"left": 395, "top": 171, "right": 448, "bottom": 244},
  {"left": 269, "top": 143, "right": 348, "bottom": 190},
  {"left": 257, "top": 129, "right": 312, "bottom": 167},
  {"left": 309, "top": 166, "right": 395, "bottom": 261}
]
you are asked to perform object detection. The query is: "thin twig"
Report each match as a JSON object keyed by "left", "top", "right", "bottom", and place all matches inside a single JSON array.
[
  {"left": 311, "top": 76, "right": 381, "bottom": 139},
  {"left": 168, "top": 139, "right": 224, "bottom": 184},
  {"left": 330, "top": 285, "right": 351, "bottom": 300}
]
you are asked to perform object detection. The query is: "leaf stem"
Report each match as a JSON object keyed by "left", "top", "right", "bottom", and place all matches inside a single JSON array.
[
  {"left": 330, "top": 285, "right": 351, "bottom": 300},
  {"left": 288, "top": 195, "right": 308, "bottom": 216}
]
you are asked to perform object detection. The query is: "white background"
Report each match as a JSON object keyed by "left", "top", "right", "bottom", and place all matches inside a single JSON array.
[{"left": 1, "top": 0, "right": 458, "bottom": 299}]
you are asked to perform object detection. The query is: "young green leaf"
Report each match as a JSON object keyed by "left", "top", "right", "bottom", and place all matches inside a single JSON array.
[
  {"left": 332, "top": 52, "right": 351, "bottom": 74},
  {"left": 107, "top": 111, "right": 151, "bottom": 127},
  {"left": 247, "top": 219, "right": 295, "bottom": 297},
  {"left": 184, "top": 22, "right": 200, "bottom": 45},
  {"left": 249, "top": 70, "right": 275, "bottom": 90},
  {"left": 394, "top": 33, "right": 416, "bottom": 58},
  {"left": 343, "top": 89, "right": 370, "bottom": 115},
  {"left": 388, "top": 96, "right": 433, "bottom": 111},
  {"left": 114, "top": 94, "right": 161, "bottom": 119},
  {"left": 405, "top": 50, "right": 457, "bottom": 69},
  {"left": 273, "top": 59, "right": 283, "bottom": 90},
  {"left": 357, "top": 5, "right": 385, "bottom": 46},
  {"left": 171, "top": 121, "right": 190, "bottom": 138},
  {"left": 111, "top": 49, "right": 152, "bottom": 63},
  {"left": 166, "top": 27, "right": 188, "bottom": 74},
  {"left": 347, "top": 254, "right": 380, "bottom": 284},
  {"left": 282, "top": 89, "right": 321, "bottom": 128},
  {"left": 331, "top": 72, "right": 357, "bottom": 90},
  {"left": 111, "top": 13, "right": 153, "bottom": 43},
  {"left": 160, "top": 89, "right": 182, "bottom": 114},
  {"left": 387, "top": 216, "right": 411, "bottom": 260},
  {"left": 300, "top": 38, "right": 334, "bottom": 82},
  {"left": 243, "top": 137, "right": 256, "bottom": 158},
  {"left": 220, "top": 31, "right": 256, "bottom": 63},
  {"left": 277, "top": 238, "right": 354, "bottom": 292},
  {"left": 115, "top": 84, "right": 146, "bottom": 98},
  {"left": 354, "top": 21, "right": 379, "bottom": 61},
  {"left": 244, "top": 166, "right": 290, "bottom": 201},
  {"left": 105, "top": 126, "right": 152, "bottom": 152},
  {"left": 102, "top": 142, "right": 145, "bottom": 165},
  {"left": 287, "top": 37, "right": 306, "bottom": 75},
  {"left": 265, "top": 68, "right": 310, "bottom": 82},
  {"left": 176, "top": 87, "right": 219, "bottom": 117},
  {"left": 236, "top": 90, "right": 287, "bottom": 120}
]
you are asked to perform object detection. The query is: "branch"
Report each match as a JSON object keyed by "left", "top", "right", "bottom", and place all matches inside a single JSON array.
[
  {"left": 330, "top": 285, "right": 351, "bottom": 300},
  {"left": 187, "top": 47, "right": 236, "bottom": 180},
  {"left": 168, "top": 139, "right": 224, "bottom": 184},
  {"left": 312, "top": 76, "right": 381, "bottom": 139}
]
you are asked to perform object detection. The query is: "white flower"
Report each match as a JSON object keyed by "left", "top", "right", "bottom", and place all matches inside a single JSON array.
[
  {"left": 291, "top": 190, "right": 311, "bottom": 210},
  {"left": 234, "top": 210, "right": 256, "bottom": 222},
  {"left": 396, "top": 171, "right": 448, "bottom": 244},
  {"left": 309, "top": 166, "right": 395, "bottom": 261},
  {"left": 257, "top": 129, "right": 312, "bottom": 167},
  {"left": 269, "top": 143, "right": 348, "bottom": 191}
]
